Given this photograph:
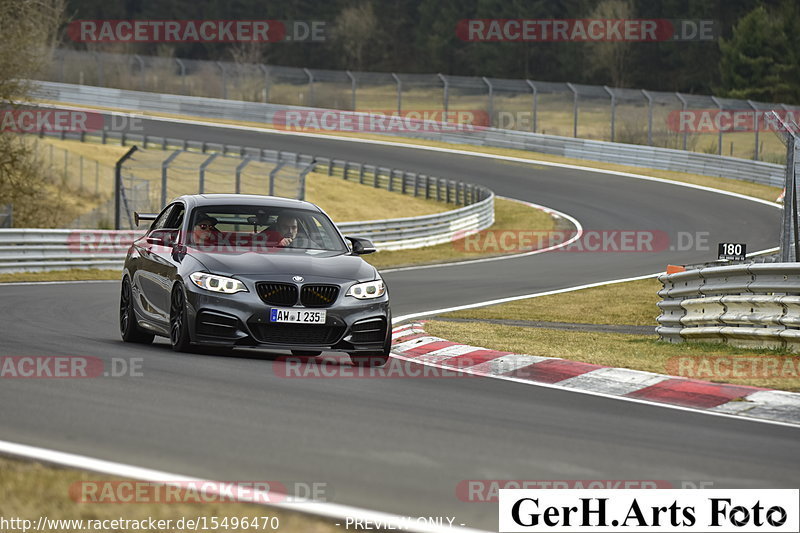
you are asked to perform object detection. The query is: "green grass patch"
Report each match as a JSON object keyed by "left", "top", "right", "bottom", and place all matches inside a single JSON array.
[
  {"left": 0, "top": 456, "right": 343, "bottom": 532},
  {"left": 440, "top": 277, "right": 662, "bottom": 326},
  {"left": 364, "top": 197, "right": 556, "bottom": 269},
  {"left": 0, "top": 269, "right": 120, "bottom": 283},
  {"left": 423, "top": 320, "right": 800, "bottom": 392}
]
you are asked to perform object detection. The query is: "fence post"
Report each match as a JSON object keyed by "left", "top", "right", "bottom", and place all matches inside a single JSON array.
[
  {"left": 304, "top": 68, "right": 315, "bottom": 107},
  {"left": 161, "top": 150, "right": 181, "bottom": 208},
  {"left": 676, "top": 92, "right": 688, "bottom": 151},
  {"left": 198, "top": 153, "right": 219, "bottom": 194},
  {"left": 567, "top": 82, "right": 578, "bottom": 137},
  {"left": 114, "top": 146, "right": 139, "bottom": 230},
  {"left": 235, "top": 156, "right": 252, "bottom": 194},
  {"left": 175, "top": 58, "right": 186, "bottom": 94},
  {"left": 604, "top": 86, "right": 616, "bottom": 142},
  {"left": 642, "top": 89, "right": 653, "bottom": 146},
  {"left": 438, "top": 73, "right": 449, "bottom": 113},
  {"left": 217, "top": 61, "right": 227, "bottom": 99},
  {"left": 269, "top": 162, "right": 285, "bottom": 196},
  {"left": 711, "top": 96, "right": 724, "bottom": 156},
  {"left": 392, "top": 73, "right": 402, "bottom": 114},
  {"left": 259, "top": 64, "right": 270, "bottom": 102},
  {"left": 748, "top": 100, "right": 760, "bottom": 161},
  {"left": 482, "top": 77, "right": 494, "bottom": 127},
  {"left": 346, "top": 70, "right": 356, "bottom": 110},
  {"left": 525, "top": 80, "right": 538, "bottom": 133},
  {"left": 133, "top": 55, "right": 145, "bottom": 90}
]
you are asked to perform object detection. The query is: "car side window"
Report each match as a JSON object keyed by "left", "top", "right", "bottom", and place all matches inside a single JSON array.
[
  {"left": 165, "top": 204, "right": 185, "bottom": 229},
  {"left": 149, "top": 205, "right": 175, "bottom": 232}
]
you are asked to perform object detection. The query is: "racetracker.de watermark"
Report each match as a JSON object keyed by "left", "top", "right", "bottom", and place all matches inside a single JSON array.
[
  {"left": 0, "top": 108, "right": 104, "bottom": 133},
  {"left": 456, "top": 19, "right": 717, "bottom": 42},
  {"left": 667, "top": 109, "right": 800, "bottom": 133},
  {"left": 667, "top": 356, "right": 800, "bottom": 380},
  {"left": 273, "top": 109, "right": 489, "bottom": 133},
  {"left": 68, "top": 20, "right": 326, "bottom": 42},
  {"left": 0, "top": 356, "right": 142, "bottom": 378},
  {"left": 69, "top": 480, "right": 330, "bottom": 504},
  {"left": 452, "top": 230, "right": 710, "bottom": 254},
  {"left": 273, "top": 356, "right": 479, "bottom": 379}
]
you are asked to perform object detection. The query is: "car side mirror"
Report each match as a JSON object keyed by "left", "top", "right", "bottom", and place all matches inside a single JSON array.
[
  {"left": 147, "top": 229, "right": 178, "bottom": 247},
  {"left": 346, "top": 236, "right": 376, "bottom": 255}
]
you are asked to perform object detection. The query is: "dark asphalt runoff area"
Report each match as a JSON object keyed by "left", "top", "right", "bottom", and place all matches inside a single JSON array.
[{"left": 0, "top": 118, "right": 794, "bottom": 532}]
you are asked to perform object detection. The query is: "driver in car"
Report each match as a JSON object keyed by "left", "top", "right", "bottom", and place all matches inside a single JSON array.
[{"left": 191, "top": 215, "right": 220, "bottom": 246}]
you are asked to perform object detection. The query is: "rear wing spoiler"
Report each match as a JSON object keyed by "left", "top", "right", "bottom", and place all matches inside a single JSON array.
[{"left": 134, "top": 212, "right": 158, "bottom": 226}]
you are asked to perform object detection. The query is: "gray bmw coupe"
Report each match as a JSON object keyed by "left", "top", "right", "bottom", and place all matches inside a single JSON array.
[{"left": 120, "top": 194, "right": 391, "bottom": 366}]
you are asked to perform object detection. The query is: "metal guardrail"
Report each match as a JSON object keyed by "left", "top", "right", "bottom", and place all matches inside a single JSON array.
[
  {"left": 32, "top": 81, "right": 786, "bottom": 187},
  {"left": 0, "top": 193, "right": 494, "bottom": 272},
  {"left": 657, "top": 263, "right": 800, "bottom": 351}
]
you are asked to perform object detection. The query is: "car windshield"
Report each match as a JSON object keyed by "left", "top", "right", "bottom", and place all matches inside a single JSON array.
[{"left": 187, "top": 205, "right": 347, "bottom": 253}]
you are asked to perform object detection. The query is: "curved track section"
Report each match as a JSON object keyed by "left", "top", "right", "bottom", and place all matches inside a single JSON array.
[{"left": 0, "top": 118, "right": 793, "bottom": 532}]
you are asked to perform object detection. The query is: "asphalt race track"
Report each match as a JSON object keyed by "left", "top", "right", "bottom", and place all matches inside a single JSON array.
[{"left": 0, "top": 118, "right": 795, "bottom": 531}]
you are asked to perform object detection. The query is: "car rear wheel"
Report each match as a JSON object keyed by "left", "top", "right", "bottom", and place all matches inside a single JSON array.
[
  {"left": 120, "top": 277, "right": 154, "bottom": 344},
  {"left": 170, "top": 284, "right": 192, "bottom": 352}
]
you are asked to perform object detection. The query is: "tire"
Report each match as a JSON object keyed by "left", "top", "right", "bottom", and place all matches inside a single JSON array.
[
  {"left": 120, "top": 277, "right": 154, "bottom": 344},
  {"left": 169, "top": 283, "right": 193, "bottom": 352},
  {"left": 291, "top": 350, "right": 322, "bottom": 356}
]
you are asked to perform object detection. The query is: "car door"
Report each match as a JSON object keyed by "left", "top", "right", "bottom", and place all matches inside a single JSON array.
[{"left": 134, "top": 203, "right": 184, "bottom": 325}]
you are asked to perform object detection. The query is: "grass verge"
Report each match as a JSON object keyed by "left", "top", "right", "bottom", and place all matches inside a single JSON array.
[
  {"left": 0, "top": 456, "right": 344, "bottom": 533},
  {"left": 363, "top": 197, "right": 556, "bottom": 269},
  {"left": 0, "top": 269, "right": 120, "bottom": 283},
  {"left": 428, "top": 278, "right": 800, "bottom": 392}
]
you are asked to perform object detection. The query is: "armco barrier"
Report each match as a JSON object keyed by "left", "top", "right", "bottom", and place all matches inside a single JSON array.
[
  {"left": 657, "top": 263, "right": 800, "bottom": 351},
  {"left": 32, "top": 81, "right": 785, "bottom": 187},
  {"left": 0, "top": 194, "right": 494, "bottom": 272}
]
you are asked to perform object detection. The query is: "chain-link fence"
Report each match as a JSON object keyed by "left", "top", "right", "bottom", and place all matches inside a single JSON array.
[
  {"left": 771, "top": 112, "right": 800, "bottom": 262},
  {"left": 43, "top": 48, "right": 800, "bottom": 163},
  {"left": 27, "top": 131, "right": 311, "bottom": 229}
]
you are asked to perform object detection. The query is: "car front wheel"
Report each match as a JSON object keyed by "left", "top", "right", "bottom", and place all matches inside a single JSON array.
[{"left": 170, "top": 283, "right": 192, "bottom": 352}]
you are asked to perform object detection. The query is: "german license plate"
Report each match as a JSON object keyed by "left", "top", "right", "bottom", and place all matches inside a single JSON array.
[{"left": 270, "top": 308, "right": 326, "bottom": 324}]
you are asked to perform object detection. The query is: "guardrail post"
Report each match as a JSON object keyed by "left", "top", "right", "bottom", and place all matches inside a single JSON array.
[
  {"left": 676, "top": 92, "right": 688, "bottom": 151},
  {"left": 114, "top": 146, "right": 138, "bottom": 230},
  {"left": 392, "top": 73, "right": 402, "bottom": 114},
  {"left": 161, "top": 150, "right": 181, "bottom": 208},
  {"left": 233, "top": 156, "right": 251, "bottom": 195},
  {"left": 604, "top": 86, "right": 616, "bottom": 142},
  {"left": 567, "top": 82, "right": 578, "bottom": 137},
  {"left": 374, "top": 167, "right": 379, "bottom": 188},
  {"left": 198, "top": 152, "right": 219, "bottom": 194},
  {"left": 525, "top": 80, "right": 538, "bottom": 133},
  {"left": 388, "top": 169, "right": 394, "bottom": 192},
  {"left": 344, "top": 162, "right": 349, "bottom": 181},
  {"left": 327, "top": 159, "right": 333, "bottom": 176},
  {"left": 711, "top": 96, "right": 724, "bottom": 155},
  {"left": 438, "top": 74, "right": 449, "bottom": 113},
  {"left": 358, "top": 163, "right": 365, "bottom": 184},
  {"left": 642, "top": 89, "right": 653, "bottom": 146},
  {"left": 482, "top": 77, "right": 494, "bottom": 127}
]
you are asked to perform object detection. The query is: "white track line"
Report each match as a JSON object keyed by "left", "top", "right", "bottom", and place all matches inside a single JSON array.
[{"left": 0, "top": 439, "right": 488, "bottom": 533}]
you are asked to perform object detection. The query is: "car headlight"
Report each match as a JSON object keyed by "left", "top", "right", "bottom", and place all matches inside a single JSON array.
[
  {"left": 346, "top": 280, "right": 386, "bottom": 299},
  {"left": 189, "top": 272, "right": 248, "bottom": 294}
]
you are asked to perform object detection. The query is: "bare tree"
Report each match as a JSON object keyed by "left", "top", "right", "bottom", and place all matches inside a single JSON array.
[
  {"left": 587, "top": 0, "right": 633, "bottom": 88},
  {"left": 0, "top": 0, "right": 66, "bottom": 226},
  {"left": 332, "top": 2, "right": 379, "bottom": 71}
]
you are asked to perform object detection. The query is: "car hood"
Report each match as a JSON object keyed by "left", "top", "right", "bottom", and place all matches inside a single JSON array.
[{"left": 189, "top": 249, "right": 378, "bottom": 281}]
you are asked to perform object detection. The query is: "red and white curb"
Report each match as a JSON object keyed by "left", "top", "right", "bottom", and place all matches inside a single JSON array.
[{"left": 390, "top": 323, "right": 800, "bottom": 427}]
